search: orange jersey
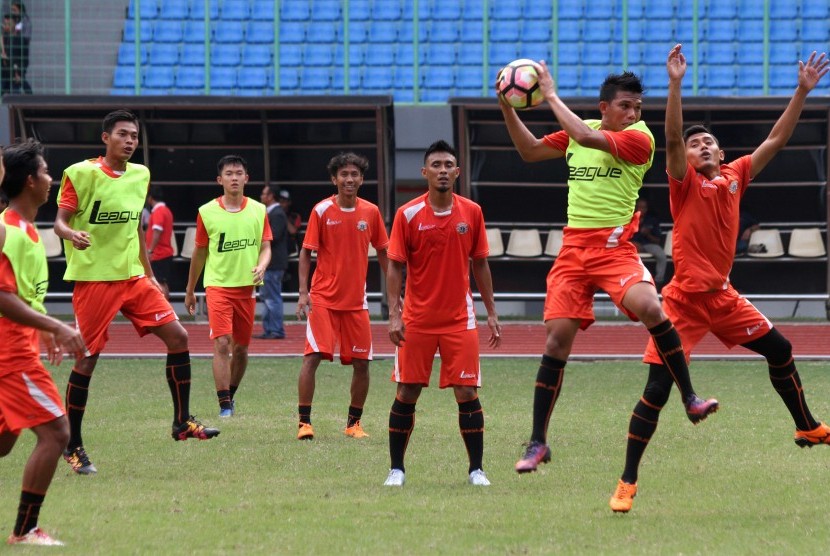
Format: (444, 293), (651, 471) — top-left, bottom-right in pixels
(0, 254), (40, 374)
(387, 193), (488, 334)
(669, 156), (752, 292)
(302, 196), (389, 311)
(145, 202), (175, 260)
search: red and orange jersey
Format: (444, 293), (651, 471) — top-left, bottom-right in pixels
(303, 196), (389, 311)
(0, 254), (40, 373)
(387, 193), (488, 334)
(145, 202), (175, 260)
(542, 126), (653, 165)
(669, 156), (752, 292)
(194, 197), (272, 247)
(57, 156), (124, 212)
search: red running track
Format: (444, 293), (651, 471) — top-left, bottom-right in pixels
(94, 321), (830, 360)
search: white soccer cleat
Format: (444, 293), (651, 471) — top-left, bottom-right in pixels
(468, 469), (491, 486)
(7, 527), (65, 546)
(383, 468), (405, 486)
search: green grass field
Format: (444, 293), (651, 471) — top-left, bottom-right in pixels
(2, 357), (830, 554)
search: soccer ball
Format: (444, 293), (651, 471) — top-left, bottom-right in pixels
(497, 59), (543, 110)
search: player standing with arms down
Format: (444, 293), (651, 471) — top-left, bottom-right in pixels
(383, 140), (501, 487)
(295, 152), (389, 440)
(609, 45), (830, 513)
(54, 110), (218, 475)
(498, 62), (718, 474)
(185, 155), (272, 417)
(0, 141), (85, 545)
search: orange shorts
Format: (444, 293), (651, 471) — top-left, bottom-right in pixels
(643, 282), (772, 364)
(73, 277), (178, 355)
(206, 287), (256, 345)
(0, 366), (65, 435)
(392, 328), (480, 388)
(543, 242), (654, 329)
(304, 305), (372, 364)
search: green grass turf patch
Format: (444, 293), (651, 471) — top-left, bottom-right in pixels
(2, 358), (830, 554)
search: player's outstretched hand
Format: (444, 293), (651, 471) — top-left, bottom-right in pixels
(667, 44), (686, 81)
(296, 292), (310, 320)
(487, 315), (502, 349)
(799, 51), (829, 91)
(46, 322), (86, 365)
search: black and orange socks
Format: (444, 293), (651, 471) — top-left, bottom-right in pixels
(458, 397), (484, 473)
(65, 370), (90, 449)
(531, 355), (565, 443)
(165, 351), (191, 425)
(388, 398), (416, 472)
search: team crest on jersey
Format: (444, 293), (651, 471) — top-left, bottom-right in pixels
(456, 222), (469, 234)
(729, 180), (738, 194)
(356, 220), (368, 231)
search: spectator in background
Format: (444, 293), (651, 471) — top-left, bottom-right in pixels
(9, 2), (29, 82)
(632, 197), (668, 287)
(736, 209), (760, 255)
(279, 189), (301, 256)
(0, 10), (30, 95)
(256, 185), (288, 340)
(145, 186), (175, 300)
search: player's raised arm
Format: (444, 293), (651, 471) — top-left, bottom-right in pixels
(665, 44), (689, 181)
(750, 51), (829, 179)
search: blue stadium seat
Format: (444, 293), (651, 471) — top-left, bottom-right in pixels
(242, 44), (271, 67)
(490, 20), (521, 43)
(275, 22), (303, 43)
(769, 64), (798, 89)
(393, 88), (415, 102)
(769, 20), (800, 42)
(642, 45), (668, 66)
(489, 43), (519, 67)
(769, 42), (800, 65)
(428, 21), (460, 43)
(458, 42), (483, 65)
(364, 44), (395, 66)
(335, 44), (365, 65)
(213, 21), (244, 43)
(420, 65), (455, 89)
(123, 20), (153, 42)
(432, 0), (461, 19)
(238, 67), (270, 89)
(678, 0), (706, 18)
(311, 0), (342, 21)
(555, 66), (580, 95)
(521, 42), (549, 61)
(801, 20), (830, 42)
(558, 0), (583, 19)
(396, 22), (428, 44)
(490, 2), (521, 20)
(770, 0), (801, 19)
(583, 21), (617, 43)
(583, 0), (616, 18)
(348, 0), (372, 21)
(675, 19), (699, 43)
(626, 19), (644, 42)
(183, 21), (207, 43)
(220, 0), (249, 20)
(211, 44), (240, 67)
(362, 66), (395, 90)
(347, 21), (369, 43)
(117, 43), (148, 66)
(368, 24), (397, 43)
(644, 20), (673, 42)
(736, 19), (764, 43)
(141, 87), (170, 95)
(275, 67), (300, 90)
(144, 66), (175, 88)
(734, 42), (764, 65)
(395, 44), (415, 66)
(704, 20), (737, 42)
(307, 21), (340, 43)
(159, 1), (188, 20)
(525, 1), (554, 19)
(802, 1), (830, 17)
(278, 45), (303, 66)
(457, 65), (484, 89)
(394, 64), (415, 89)
(737, 0), (764, 18)
(188, 0), (219, 20)
(420, 88), (451, 103)
(555, 43), (580, 65)
(402, 0), (431, 20)
(280, 1), (310, 21)
(581, 43), (612, 66)
(424, 43), (457, 65)
(460, 20), (484, 42)
(703, 65), (736, 88)
(301, 67), (331, 90)
(332, 67), (362, 90)
(373, 0), (402, 20)
(523, 20), (550, 43)
(250, 0), (275, 21)
(802, 42), (830, 60)
(705, 0), (738, 18)
(153, 21), (184, 43)
(149, 43), (179, 66)
(180, 43), (205, 65)
(649, 0), (674, 18)
(625, 42), (645, 66)
(582, 66), (610, 90)
(623, 0), (646, 18)
(737, 64), (765, 89)
(209, 67), (237, 89)
(176, 66), (205, 89)
(113, 66), (140, 88)
(701, 42), (737, 65)
(245, 21), (274, 44)
(557, 20), (582, 42)
(304, 44), (334, 66)
(128, 0), (158, 20)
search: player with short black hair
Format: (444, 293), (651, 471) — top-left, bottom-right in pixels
(0, 140), (86, 546)
(54, 110), (218, 475)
